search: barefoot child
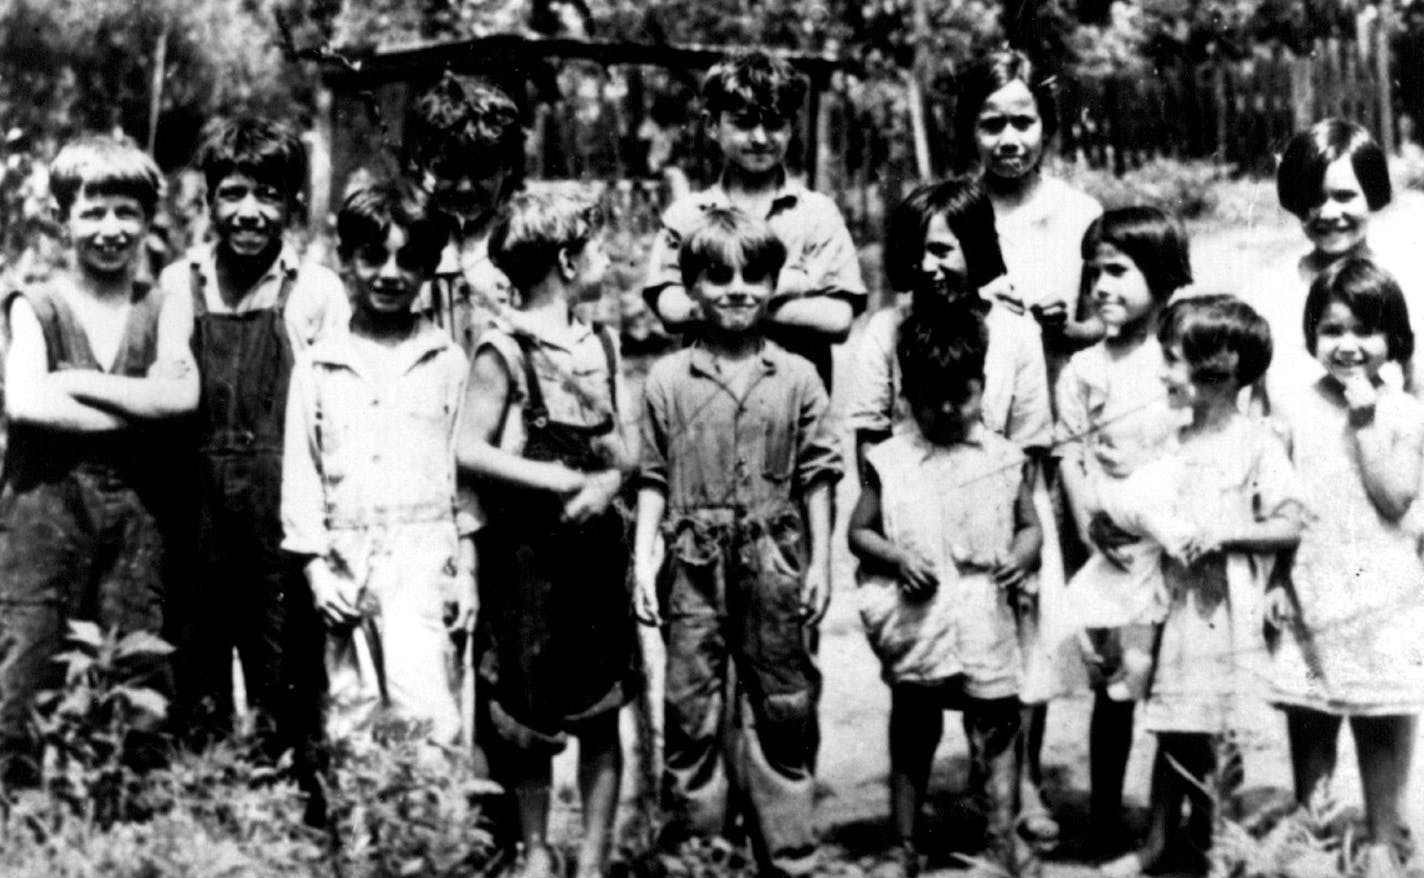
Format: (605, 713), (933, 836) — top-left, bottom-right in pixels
(281, 182), (475, 745)
(0, 136), (199, 785)
(1268, 258), (1424, 875)
(458, 190), (638, 878)
(848, 311), (1042, 877)
(633, 207), (841, 877)
(1054, 207), (1192, 843)
(1099, 296), (1304, 876)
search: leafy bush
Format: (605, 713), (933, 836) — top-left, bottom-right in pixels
(1052, 155), (1280, 224)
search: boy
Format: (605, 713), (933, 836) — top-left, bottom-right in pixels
(157, 117), (349, 749)
(633, 207), (842, 877)
(405, 72), (525, 356)
(0, 136), (199, 785)
(642, 50), (866, 389)
(457, 189), (638, 878)
(282, 181), (475, 746)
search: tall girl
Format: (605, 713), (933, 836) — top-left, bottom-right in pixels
(1054, 208), (1192, 847)
(1098, 296), (1304, 876)
(1269, 258), (1424, 875)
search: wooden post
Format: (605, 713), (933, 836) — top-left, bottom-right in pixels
(1377, 0), (1396, 151)
(307, 85), (334, 247)
(147, 23), (169, 152)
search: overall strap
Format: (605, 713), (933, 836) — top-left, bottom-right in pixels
(510, 333), (551, 427)
(7, 285), (69, 371)
(273, 265), (298, 312)
(593, 322), (618, 412)
(189, 262), (209, 318)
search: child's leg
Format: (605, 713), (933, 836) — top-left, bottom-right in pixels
(1090, 691), (1136, 827)
(1017, 701), (1060, 842)
(888, 684), (945, 846)
(508, 748), (560, 878)
(0, 603), (65, 787)
(1172, 733), (1217, 867)
(1350, 714), (1417, 856)
(964, 697), (1024, 867)
(1109, 734), (1186, 873)
(573, 710), (623, 878)
(1284, 707), (1342, 805)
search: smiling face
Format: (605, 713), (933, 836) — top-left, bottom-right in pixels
(690, 260), (775, 334)
(1313, 299), (1390, 386)
(1160, 342), (1199, 410)
(909, 379), (985, 446)
(713, 109), (792, 179)
(349, 225), (425, 318)
(1089, 243), (1156, 334)
(67, 189), (148, 281)
(210, 172), (290, 265)
(421, 162), (510, 228)
(918, 213), (972, 302)
(1304, 157), (1371, 258)
(974, 80), (1046, 183)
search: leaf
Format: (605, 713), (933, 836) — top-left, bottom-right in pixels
(114, 686), (170, 720)
(65, 620), (103, 650)
(401, 857), (428, 875)
(115, 630), (176, 659)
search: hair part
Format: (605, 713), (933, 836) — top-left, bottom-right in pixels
(953, 49), (1059, 170)
(1157, 294), (1273, 387)
(405, 73), (524, 195)
(50, 135), (163, 219)
(336, 180), (447, 277)
(701, 50), (808, 122)
(678, 206), (788, 292)
(1081, 206), (1193, 301)
(884, 177), (1007, 295)
(1277, 118), (1391, 219)
(194, 116), (308, 208)
(488, 189), (604, 291)
(1303, 256), (1414, 362)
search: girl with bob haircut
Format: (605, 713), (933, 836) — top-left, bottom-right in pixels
(1268, 257), (1424, 877)
(49, 135), (164, 220)
(1079, 206), (1194, 303)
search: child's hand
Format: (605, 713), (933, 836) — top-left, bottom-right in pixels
(1029, 299), (1069, 334)
(444, 571), (478, 636)
(1088, 512), (1138, 571)
(992, 549), (1035, 591)
(894, 547), (939, 598)
(799, 561), (832, 625)
(1264, 587), (1294, 629)
(309, 562), (361, 627)
(548, 466), (588, 497)
(562, 470), (621, 523)
(1178, 526), (1223, 565)
(1342, 372), (1378, 426)
(633, 556), (662, 627)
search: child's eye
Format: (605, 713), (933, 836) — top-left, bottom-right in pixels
(742, 266), (771, 285)
(396, 249), (427, 272)
(704, 264), (734, 285)
(356, 246), (391, 266)
(1011, 115), (1038, 130)
(977, 116), (1008, 135)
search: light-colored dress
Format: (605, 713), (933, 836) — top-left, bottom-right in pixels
(1269, 379), (1424, 715)
(858, 425), (1025, 698)
(1105, 416), (1304, 733)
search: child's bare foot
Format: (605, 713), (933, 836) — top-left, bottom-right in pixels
(513, 843), (561, 878)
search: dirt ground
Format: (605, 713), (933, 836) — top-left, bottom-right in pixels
(551, 189), (1424, 876)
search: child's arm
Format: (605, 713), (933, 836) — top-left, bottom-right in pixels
(993, 460), (1044, 592)
(800, 477), (834, 624)
(446, 534), (478, 635)
(642, 214), (701, 331)
(632, 486), (668, 626)
(1344, 375), (1423, 521)
(1053, 358), (1101, 545)
(563, 334), (639, 523)
(764, 297), (855, 343)
(4, 296), (127, 431)
(846, 466), (938, 596)
(765, 209), (863, 343)
(52, 283), (200, 419)
(455, 345), (586, 496)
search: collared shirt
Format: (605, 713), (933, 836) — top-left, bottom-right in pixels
(413, 237), (512, 359)
(639, 341), (843, 515)
(994, 176), (1102, 313)
(642, 174), (868, 385)
(158, 242), (350, 356)
(846, 297), (1052, 452)
(280, 321), (473, 559)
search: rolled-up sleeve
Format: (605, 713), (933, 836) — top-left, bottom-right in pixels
(845, 308), (897, 435)
(795, 367), (844, 489)
(802, 197), (867, 313)
(641, 203), (692, 315)
(281, 358), (329, 558)
(638, 365), (672, 493)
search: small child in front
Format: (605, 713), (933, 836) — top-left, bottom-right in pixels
(634, 207), (841, 878)
(281, 181), (474, 746)
(0, 136), (199, 785)
(849, 309), (1042, 878)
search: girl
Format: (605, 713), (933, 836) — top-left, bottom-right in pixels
(1054, 207), (1192, 848)
(849, 312), (1042, 878)
(1269, 258), (1424, 875)
(1099, 296), (1304, 877)
(953, 49), (1104, 378)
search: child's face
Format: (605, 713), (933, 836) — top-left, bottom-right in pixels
(918, 213), (971, 301)
(974, 80), (1045, 183)
(348, 225), (426, 317)
(210, 172), (290, 263)
(567, 237), (610, 303)
(713, 109), (792, 178)
(1314, 299), (1390, 385)
(421, 163), (509, 227)
(691, 261), (775, 334)
(1089, 243), (1155, 332)
(1303, 157), (1370, 258)
(66, 189), (148, 280)
(1160, 343), (1198, 409)
(910, 380), (985, 445)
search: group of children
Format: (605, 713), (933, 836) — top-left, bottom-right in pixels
(0, 44), (1420, 878)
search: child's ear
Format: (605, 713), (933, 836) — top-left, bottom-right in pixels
(557, 245), (579, 282)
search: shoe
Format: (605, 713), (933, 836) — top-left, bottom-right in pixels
(1017, 806), (1061, 846)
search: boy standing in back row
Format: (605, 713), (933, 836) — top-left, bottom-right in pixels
(642, 50), (866, 389)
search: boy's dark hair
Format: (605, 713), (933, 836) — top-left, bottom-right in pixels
(1157, 294), (1273, 387)
(896, 305), (989, 408)
(488, 188), (603, 291)
(678, 206), (788, 293)
(1277, 118), (1391, 219)
(50, 135), (163, 219)
(194, 116), (308, 208)
(336, 180), (447, 277)
(953, 49), (1059, 170)
(1303, 256), (1414, 363)
(1081, 206), (1193, 301)
(884, 177), (1007, 294)
(405, 73), (524, 196)
(701, 50), (808, 122)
